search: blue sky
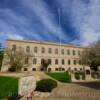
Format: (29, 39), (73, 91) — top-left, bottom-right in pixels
(0, 0), (100, 47)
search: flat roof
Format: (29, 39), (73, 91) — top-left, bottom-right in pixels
(7, 39), (84, 48)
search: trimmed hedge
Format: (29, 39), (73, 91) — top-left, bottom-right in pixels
(36, 79), (57, 92)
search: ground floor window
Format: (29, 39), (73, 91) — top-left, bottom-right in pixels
(32, 68), (36, 71)
(24, 68), (28, 71)
(48, 68), (51, 72)
(62, 68), (65, 71)
(74, 68), (77, 71)
(55, 68), (58, 71)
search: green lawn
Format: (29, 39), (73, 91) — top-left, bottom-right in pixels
(0, 76), (18, 98)
(46, 72), (71, 83)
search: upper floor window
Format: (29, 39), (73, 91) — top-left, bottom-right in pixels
(34, 47), (38, 53)
(68, 60), (71, 65)
(62, 59), (65, 65)
(73, 60), (77, 65)
(67, 49), (70, 55)
(79, 60), (82, 65)
(41, 47), (45, 53)
(78, 50), (80, 55)
(61, 49), (64, 55)
(55, 59), (58, 65)
(25, 57), (29, 64)
(33, 58), (37, 64)
(12, 44), (16, 51)
(26, 46), (30, 53)
(48, 59), (51, 64)
(55, 48), (58, 54)
(41, 58), (45, 64)
(73, 50), (76, 55)
(48, 48), (52, 54)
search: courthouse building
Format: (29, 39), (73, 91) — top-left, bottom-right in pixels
(1, 39), (84, 72)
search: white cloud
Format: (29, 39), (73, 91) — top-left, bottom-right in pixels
(7, 33), (24, 40)
(21, 0), (68, 41)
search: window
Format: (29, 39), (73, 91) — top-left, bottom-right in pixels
(79, 60), (81, 65)
(74, 68), (77, 71)
(73, 60), (77, 65)
(73, 50), (76, 55)
(33, 58), (37, 64)
(41, 58), (45, 64)
(55, 48), (58, 54)
(80, 68), (82, 71)
(25, 57), (29, 64)
(67, 49), (70, 55)
(62, 68), (65, 71)
(48, 59), (51, 64)
(32, 68), (36, 71)
(55, 59), (58, 65)
(48, 48), (52, 54)
(55, 68), (58, 71)
(48, 68), (51, 72)
(41, 47), (45, 53)
(26, 46), (30, 53)
(78, 50), (80, 55)
(61, 49), (64, 55)
(12, 44), (16, 51)
(62, 59), (65, 65)
(24, 68), (28, 71)
(34, 47), (38, 53)
(68, 60), (71, 65)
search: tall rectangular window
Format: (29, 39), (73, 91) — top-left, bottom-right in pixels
(78, 50), (80, 55)
(33, 58), (37, 64)
(67, 49), (70, 55)
(73, 60), (77, 65)
(73, 50), (76, 55)
(12, 44), (16, 51)
(34, 47), (38, 53)
(26, 46), (30, 53)
(48, 48), (52, 54)
(61, 49), (64, 55)
(55, 59), (58, 65)
(25, 57), (29, 64)
(68, 60), (71, 65)
(48, 59), (51, 64)
(62, 59), (65, 65)
(55, 48), (58, 54)
(41, 47), (45, 53)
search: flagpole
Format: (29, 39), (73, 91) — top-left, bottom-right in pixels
(58, 8), (61, 70)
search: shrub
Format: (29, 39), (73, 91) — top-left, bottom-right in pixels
(36, 79), (57, 92)
(75, 72), (83, 80)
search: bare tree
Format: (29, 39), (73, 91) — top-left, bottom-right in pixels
(80, 42), (100, 72)
(5, 47), (30, 72)
(41, 59), (50, 71)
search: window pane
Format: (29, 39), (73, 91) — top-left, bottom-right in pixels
(61, 49), (64, 55)
(48, 48), (52, 54)
(55, 59), (58, 64)
(68, 60), (71, 65)
(55, 48), (58, 54)
(62, 59), (65, 65)
(33, 58), (37, 64)
(26, 46), (30, 53)
(12, 44), (16, 51)
(41, 47), (45, 53)
(73, 50), (76, 55)
(34, 47), (38, 53)
(67, 49), (70, 55)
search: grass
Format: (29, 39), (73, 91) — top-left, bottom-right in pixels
(0, 76), (18, 99)
(46, 72), (71, 83)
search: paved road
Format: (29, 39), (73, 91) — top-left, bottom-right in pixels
(33, 82), (100, 100)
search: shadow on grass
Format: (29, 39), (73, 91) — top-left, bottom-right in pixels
(74, 81), (100, 90)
